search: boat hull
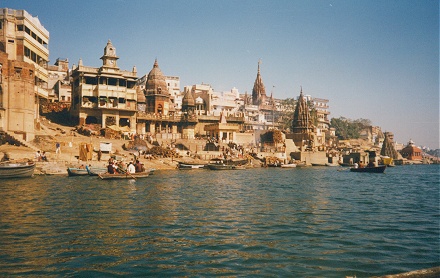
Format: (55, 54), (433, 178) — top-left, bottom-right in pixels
(98, 172), (150, 180)
(178, 163), (206, 170)
(67, 167), (89, 176)
(0, 162), (36, 178)
(350, 165), (386, 173)
(86, 167), (108, 176)
(207, 164), (237, 170)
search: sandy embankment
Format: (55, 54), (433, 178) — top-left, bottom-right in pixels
(1, 118), (179, 175)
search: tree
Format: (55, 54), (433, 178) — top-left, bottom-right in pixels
(330, 117), (372, 140)
(278, 98), (296, 131)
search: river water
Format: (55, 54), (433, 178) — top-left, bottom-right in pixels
(0, 165), (438, 277)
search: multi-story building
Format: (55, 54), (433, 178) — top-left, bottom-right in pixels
(0, 8), (49, 92)
(311, 97), (330, 131)
(43, 58), (71, 112)
(0, 8), (50, 141)
(70, 40), (138, 131)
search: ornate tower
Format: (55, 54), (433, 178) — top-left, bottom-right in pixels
(144, 59), (170, 115)
(292, 88), (314, 134)
(252, 60), (266, 106)
(181, 89), (195, 114)
(100, 40), (119, 69)
(380, 132), (399, 159)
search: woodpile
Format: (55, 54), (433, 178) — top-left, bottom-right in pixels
(146, 146), (181, 158)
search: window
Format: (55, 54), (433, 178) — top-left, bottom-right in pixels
(15, 67), (22, 78)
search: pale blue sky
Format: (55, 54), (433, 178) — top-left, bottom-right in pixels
(4, 0), (439, 149)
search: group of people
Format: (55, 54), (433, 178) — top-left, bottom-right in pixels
(35, 150), (48, 162)
(107, 158), (145, 174)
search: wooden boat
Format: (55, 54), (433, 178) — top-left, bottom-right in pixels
(350, 165), (386, 173)
(0, 161), (36, 178)
(177, 163), (206, 170)
(207, 163), (237, 170)
(280, 163), (297, 168)
(86, 166), (108, 176)
(98, 172), (150, 180)
(325, 163), (340, 167)
(67, 167), (89, 176)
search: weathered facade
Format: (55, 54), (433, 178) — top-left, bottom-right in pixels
(0, 8), (51, 141)
(70, 40), (138, 131)
(0, 51), (36, 140)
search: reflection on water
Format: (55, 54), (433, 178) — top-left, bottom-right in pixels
(0, 166), (438, 276)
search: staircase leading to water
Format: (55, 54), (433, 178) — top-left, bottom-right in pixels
(2, 130), (40, 152)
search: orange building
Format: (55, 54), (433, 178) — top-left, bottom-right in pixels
(400, 139), (423, 161)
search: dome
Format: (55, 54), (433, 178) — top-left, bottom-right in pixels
(145, 59), (168, 95)
(195, 96), (204, 104)
(182, 90), (195, 107)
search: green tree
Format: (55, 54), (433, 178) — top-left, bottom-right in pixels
(330, 117), (372, 140)
(278, 98), (296, 131)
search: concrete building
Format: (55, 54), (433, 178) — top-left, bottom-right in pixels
(44, 58), (71, 112)
(70, 40), (138, 131)
(0, 8), (50, 141)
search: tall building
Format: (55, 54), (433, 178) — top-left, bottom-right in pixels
(0, 8), (50, 141)
(0, 8), (49, 91)
(70, 40), (138, 130)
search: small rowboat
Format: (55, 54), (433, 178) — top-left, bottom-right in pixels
(86, 166), (108, 176)
(98, 172), (150, 180)
(0, 161), (36, 178)
(350, 165), (386, 173)
(67, 167), (89, 176)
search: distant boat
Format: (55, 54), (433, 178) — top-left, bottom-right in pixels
(280, 163), (297, 168)
(86, 166), (108, 176)
(350, 165), (386, 173)
(207, 163), (237, 170)
(0, 161), (36, 178)
(67, 167), (89, 176)
(98, 172), (150, 180)
(177, 162), (207, 170)
(311, 163), (326, 166)
(207, 158), (247, 170)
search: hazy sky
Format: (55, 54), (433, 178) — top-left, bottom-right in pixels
(4, 0), (439, 149)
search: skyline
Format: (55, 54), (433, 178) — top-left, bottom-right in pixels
(3, 0), (439, 149)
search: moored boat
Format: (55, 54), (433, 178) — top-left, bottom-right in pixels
(98, 172), (150, 180)
(207, 163), (237, 170)
(0, 161), (36, 178)
(177, 162), (206, 170)
(350, 165), (386, 173)
(280, 163), (297, 168)
(86, 166), (108, 176)
(67, 167), (89, 176)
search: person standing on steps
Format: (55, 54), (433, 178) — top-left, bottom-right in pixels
(55, 142), (61, 156)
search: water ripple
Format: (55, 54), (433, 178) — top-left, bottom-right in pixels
(0, 165), (438, 276)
